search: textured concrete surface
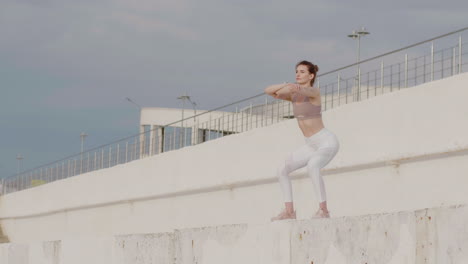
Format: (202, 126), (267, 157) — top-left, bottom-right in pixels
(0, 204), (467, 264)
(114, 233), (174, 264)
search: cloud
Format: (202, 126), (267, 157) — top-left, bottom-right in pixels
(1, 0), (468, 177)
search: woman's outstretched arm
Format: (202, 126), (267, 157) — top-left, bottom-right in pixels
(264, 83), (293, 101)
(289, 84), (320, 98)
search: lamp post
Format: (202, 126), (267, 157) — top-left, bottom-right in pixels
(177, 93), (197, 147)
(16, 154), (24, 175)
(80, 132), (88, 173)
(80, 132), (88, 154)
(125, 97), (142, 110)
(348, 27), (370, 101)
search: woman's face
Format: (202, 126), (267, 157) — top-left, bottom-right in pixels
(295, 65), (314, 86)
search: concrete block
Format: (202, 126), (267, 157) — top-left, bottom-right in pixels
(60, 236), (113, 264)
(0, 243), (28, 264)
(415, 205), (468, 264)
(174, 222), (292, 264)
(113, 233), (174, 264)
(291, 212), (416, 264)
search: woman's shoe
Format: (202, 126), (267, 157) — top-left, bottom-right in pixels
(271, 209), (296, 221)
(312, 208), (330, 218)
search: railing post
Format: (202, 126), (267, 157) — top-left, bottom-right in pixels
(357, 68), (361, 101)
(345, 80), (349, 104)
(235, 107), (239, 132)
(381, 61), (384, 94)
(324, 85), (327, 110)
(405, 54), (408, 88)
(125, 142), (128, 163)
(101, 148), (104, 168)
(431, 42), (434, 81)
(270, 100), (274, 123)
(116, 144), (120, 165)
(240, 110), (244, 132)
(366, 72), (370, 99)
(241, 110), (244, 132)
(459, 35), (463, 74)
(452, 47), (456, 76)
(423, 55), (427, 83)
(108, 146), (112, 168)
(441, 49), (444, 78)
(374, 70), (377, 96)
(230, 113), (234, 134)
(208, 114), (212, 140)
(337, 74), (341, 106)
(172, 125), (176, 150)
(80, 154), (83, 175)
(331, 84), (334, 109)
(390, 65), (393, 92)
(251, 103), (255, 127)
(397, 63), (401, 90)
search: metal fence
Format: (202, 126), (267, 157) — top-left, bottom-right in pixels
(2, 27), (467, 195)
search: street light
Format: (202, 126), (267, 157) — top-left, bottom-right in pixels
(16, 154), (24, 175)
(177, 93), (197, 147)
(125, 97), (142, 110)
(177, 93), (198, 122)
(80, 132), (88, 153)
(79, 132), (88, 173)
(348, 27), (370, 100)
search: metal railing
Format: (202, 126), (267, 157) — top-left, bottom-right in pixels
(2, 27), (467, 195)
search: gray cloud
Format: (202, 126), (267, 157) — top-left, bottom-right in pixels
(1, 0), (467, 177)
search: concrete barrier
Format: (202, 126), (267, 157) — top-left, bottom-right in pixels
(1, 204), (467, 264)
(2, 73), (468, 244)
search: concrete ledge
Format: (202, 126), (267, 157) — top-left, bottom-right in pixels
(1, 204), (467, 263)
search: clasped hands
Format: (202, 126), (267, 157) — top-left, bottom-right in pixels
(286, 83), (302, 93)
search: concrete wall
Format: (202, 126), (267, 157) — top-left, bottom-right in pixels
(1, 73), (468, 244)
(1, 204), (467, 263)
(140, 108), (222, 128)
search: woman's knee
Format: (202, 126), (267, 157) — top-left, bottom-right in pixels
(278, 155), (294, 178)
(307, 157), (321, 168)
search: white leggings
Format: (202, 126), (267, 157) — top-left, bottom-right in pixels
(277, 128), (339, 203)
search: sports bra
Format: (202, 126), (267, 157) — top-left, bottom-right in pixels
(292, 92), (322, 120)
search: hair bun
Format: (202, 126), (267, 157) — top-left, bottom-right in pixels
(314, 65), (319, 72)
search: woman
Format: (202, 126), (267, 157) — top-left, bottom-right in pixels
(264, 60), (340, 220)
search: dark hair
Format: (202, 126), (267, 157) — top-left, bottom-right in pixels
(296, 60), (319, 86)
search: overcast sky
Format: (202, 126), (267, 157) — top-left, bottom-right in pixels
(1, 0), (467, 178)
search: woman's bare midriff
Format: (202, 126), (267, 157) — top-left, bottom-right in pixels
(296, 95), (324, 137)
(297, 117), (325, 137)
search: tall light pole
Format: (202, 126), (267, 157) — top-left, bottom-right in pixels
(80, 132), (88, 153)
(125, 97), (142, 110)
(177, 93), (197, 147)
(80, 132), (88, 173)
(348, 27), (370, 100)
(16, 154), (24, 175)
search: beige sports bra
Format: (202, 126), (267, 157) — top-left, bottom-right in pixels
(292, 93), (322, 120)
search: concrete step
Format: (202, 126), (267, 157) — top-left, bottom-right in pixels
(0, 204), (467, 263)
